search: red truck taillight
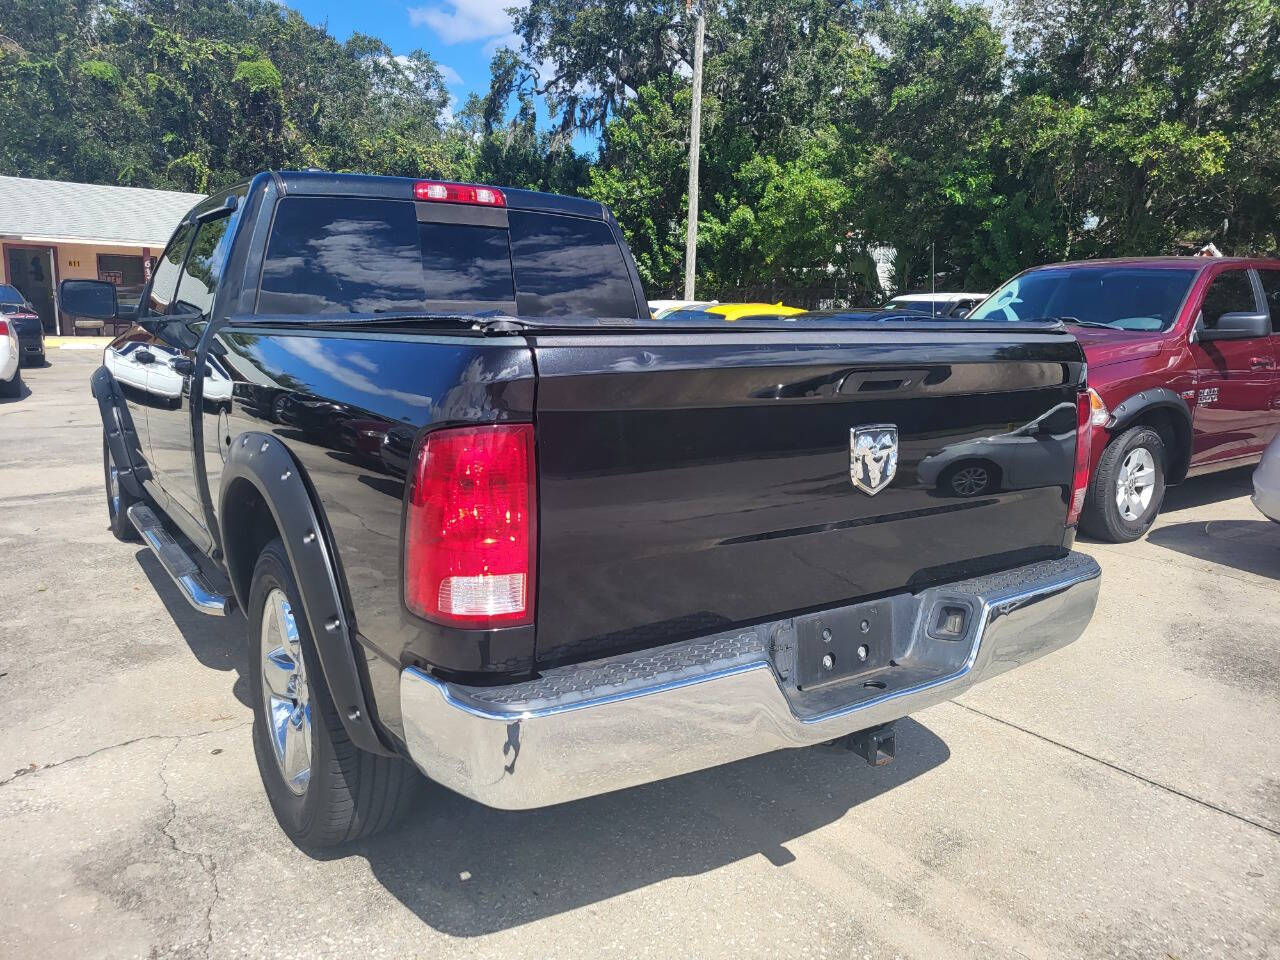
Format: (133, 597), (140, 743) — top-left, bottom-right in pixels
(404, 424), (536, 627)
(1066, 391), (1093, 527)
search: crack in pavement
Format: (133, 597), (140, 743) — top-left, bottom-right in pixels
(157, 739), (224, 960)
(2, 724), (247, 957)
(0, 721), (251, 788)
(951, 701), (1280, 839)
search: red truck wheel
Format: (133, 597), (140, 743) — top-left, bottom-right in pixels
(1081, 426), (1167, 542)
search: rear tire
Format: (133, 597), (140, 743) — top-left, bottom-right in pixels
(247, 539), (419, 848)
(103, 434), (142, 541)
(1080, 425), (1166, 542)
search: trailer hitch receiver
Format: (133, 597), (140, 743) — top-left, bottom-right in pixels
(838, 722), (896, 767)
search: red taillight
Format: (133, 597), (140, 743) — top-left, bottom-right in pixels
(404, 424), (535, 627)
(0, 320), (8, 336)
(1066, 391), (1093, 527)
(413, 180), (506, 207)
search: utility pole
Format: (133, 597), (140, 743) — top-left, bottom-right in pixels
(930, 241), (936, 317)
(683, 2), (705, 300)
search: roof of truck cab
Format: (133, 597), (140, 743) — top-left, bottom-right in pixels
(1027, 256), (1279, 270)
(269, 171), (606, 218)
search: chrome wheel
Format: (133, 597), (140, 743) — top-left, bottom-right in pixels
(950, 465), (990, 496)
(107, 450), (120, 518)
(1115, 447), (1156, 522)
(260, 588), (311, 795)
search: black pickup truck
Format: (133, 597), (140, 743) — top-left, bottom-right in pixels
(61, 171), (1101, 848)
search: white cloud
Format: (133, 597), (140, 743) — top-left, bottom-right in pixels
(278, 336), (431, 408)
(438, 63), (464, 86)
(408, 0), (527, 45)
(483, 32), (523, 56)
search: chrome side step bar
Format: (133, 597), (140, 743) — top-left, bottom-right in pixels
(127, 504), (232, 617)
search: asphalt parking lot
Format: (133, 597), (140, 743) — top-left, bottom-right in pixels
(2, 350), (1278, 960)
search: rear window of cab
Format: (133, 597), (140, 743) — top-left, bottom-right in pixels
(256, 196), (639, 319)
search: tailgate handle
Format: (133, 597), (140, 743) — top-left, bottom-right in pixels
(839, 369), (929, 396)
(857, 378), (908, 392)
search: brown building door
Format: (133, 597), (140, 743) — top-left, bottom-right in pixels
(4, 245), (58, 334)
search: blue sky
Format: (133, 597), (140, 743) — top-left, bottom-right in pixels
(288, 0), (522, 115)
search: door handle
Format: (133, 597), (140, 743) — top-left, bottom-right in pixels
(1249, 357), (1275, 370)
(170, 356), (196, 377)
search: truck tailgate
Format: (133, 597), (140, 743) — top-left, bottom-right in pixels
(530, 328), (1085, 668)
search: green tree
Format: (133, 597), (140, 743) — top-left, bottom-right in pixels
(1004, 0), (1279, 256)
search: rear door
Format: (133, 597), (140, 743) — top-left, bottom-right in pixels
(1187, 266), (1276, 464)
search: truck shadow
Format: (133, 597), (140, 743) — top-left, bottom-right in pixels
(134, 549), (253, 707)
(127, 528), (950, 934)
(1147, 519), (1280, 581)
(321, 718), (947, 936)
(1076, 467), (1256, 547)
(1159, 466), (1254, 513)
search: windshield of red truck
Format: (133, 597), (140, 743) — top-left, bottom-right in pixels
(970, 266), (1198, 331)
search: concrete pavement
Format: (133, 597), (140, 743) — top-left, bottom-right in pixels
(1, 351), (1277, 959)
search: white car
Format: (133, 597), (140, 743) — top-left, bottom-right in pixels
(1253, 434), (1280, 524)
(0, 314), (21, 398)
(105, 341), (176, 399)
(882, 292), (989, 318)
(649, 299), (720, 318)
(105, 340), (233, 404)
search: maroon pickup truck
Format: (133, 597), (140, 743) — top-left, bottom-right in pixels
(968, 257), (1280, 541)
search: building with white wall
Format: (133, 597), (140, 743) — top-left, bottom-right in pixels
(0, 175), (203, 335)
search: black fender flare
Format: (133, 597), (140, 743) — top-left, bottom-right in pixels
(89, 365), (149, 499)
(1105, 387), (1194, 483)
(220, 431), (392, 756)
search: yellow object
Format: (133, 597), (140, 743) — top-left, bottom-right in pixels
(705, 302), (805, 321)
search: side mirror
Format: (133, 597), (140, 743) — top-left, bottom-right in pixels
(196, 194), (239, 224)
(1199, 310), (1270, 341)
(58, 279), (118, 320)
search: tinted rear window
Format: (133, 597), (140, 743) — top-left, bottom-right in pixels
(419, 220), (514, 309)
(259, 198), (426, 314)
(508, 210), (637, 318)
(257, 196), (636, 318)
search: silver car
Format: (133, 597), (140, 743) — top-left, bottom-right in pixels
(1253, 434), (1280, 523)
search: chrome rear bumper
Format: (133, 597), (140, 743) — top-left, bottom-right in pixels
(400, 552), (1101, 809)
